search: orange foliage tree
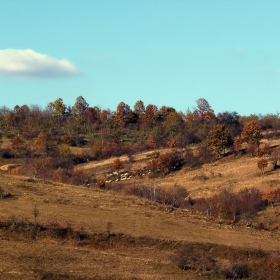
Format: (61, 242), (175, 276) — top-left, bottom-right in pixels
(257, 159), (268, 174)
(112, 158), (124, 173)
(147, 134), (157, 149)
(233, 136), (242, 154)
(11, 136), (25, 158)
(241, 121), (263, 154)
(206, 124), (232, 157)
(33, 132), (47, 156)
(262, 188), (280, 207)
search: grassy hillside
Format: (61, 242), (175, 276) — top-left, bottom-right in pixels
(1, 138), (280, 279)
(0, 169), (280, 279)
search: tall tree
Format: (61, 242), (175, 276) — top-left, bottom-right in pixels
(72, 96), (89, 116)
(133, 100), (145, 118)
(52, 98), (66, 117)
(114, 102), (132, 127)
(193, 98), (215, 120)
(47, 98), (66, 126)
(33, 132), (47, 156)
(206, 124), (232, 157)
(216, 111), (241, 137)
(11, 136), (25, 158)
(163, 111), (184, 138)
(143, 104), (158, 129)
(241, 121), (263, 151)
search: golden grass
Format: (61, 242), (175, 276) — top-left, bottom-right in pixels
(77, 141), (280, 199)
(0, 172), (279, 251)
(1, 138), (280, 278)
(0, 170), (279, 279)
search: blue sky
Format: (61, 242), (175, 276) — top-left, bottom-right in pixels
(1, 1), (280, 116)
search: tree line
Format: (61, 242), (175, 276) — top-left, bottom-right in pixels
(1, 96), (280, 182)
(1, 96), (280, 154)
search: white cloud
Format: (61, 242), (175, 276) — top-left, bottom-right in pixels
(0, 49), (80, 78)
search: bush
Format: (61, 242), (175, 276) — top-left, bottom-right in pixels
(69, 169), (95, 186)
(72, 151), (93, 165)
(189, 188), (263, 224)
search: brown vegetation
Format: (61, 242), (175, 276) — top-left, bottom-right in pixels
(2, 97), (280, 278)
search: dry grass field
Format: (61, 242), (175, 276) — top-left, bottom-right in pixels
(76, 139), (280, 198)
(0, 139), (280, 279)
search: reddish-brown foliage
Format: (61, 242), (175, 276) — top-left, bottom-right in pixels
(147, 135), (157, 149)
(262, 188), (280, 207)
(112, 158), (124, 172)
(233, 136), (242, 154)
(257, 159), (268, 174)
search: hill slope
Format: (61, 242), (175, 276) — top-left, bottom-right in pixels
(0, 169), (280, 279)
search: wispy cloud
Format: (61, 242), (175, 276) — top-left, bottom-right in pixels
(0, 49), (80, 78)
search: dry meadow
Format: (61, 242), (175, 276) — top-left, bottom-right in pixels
(0, 139), (280, 279)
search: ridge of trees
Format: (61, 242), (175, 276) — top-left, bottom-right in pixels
(1, 96), (280, 183)
(1, 97), (280, 152)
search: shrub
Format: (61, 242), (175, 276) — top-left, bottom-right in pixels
(32, 158), (52, 179)
(72, 151), (92, 165)
(96, 180), (106, 189)
(70, 169), (94, 186)
(158, 184), (189, 209)
(189, 188), (263, 224)
(257, 159), (268, 174)
(112, 158), (124, 173)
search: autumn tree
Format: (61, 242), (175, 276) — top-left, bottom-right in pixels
(114, 102), (133, 127)
(206, 124), (232, 157)
(133, 100), (145, 119)
(32, 158), (52, 179)
(33, 132), (47, 156)
(216, 111), (241, 136)
(193, 98), (215, 120)
(241, 121), (263, 153)
(11, 136), (25, 158)
(262, 188), (280, 207)
(142, 104), (158, 129)
(112, 158), (124, 175)
(85, 106), (100, 124)
(72, 96), (89, 125)
(257, 159), (268, 174)
(167, 138), (178, 148)
(49, 98), (66, 117)
(163, 111), (184, 138)
(233, 136), (243, 154)
(254, 143), (271, 157)
(99, 109), (112, 122)
(72, 96), (89, 116)
(147, 134), (157, 149)
(148, 150), (183, 176)
(47, 98), (66, 126)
